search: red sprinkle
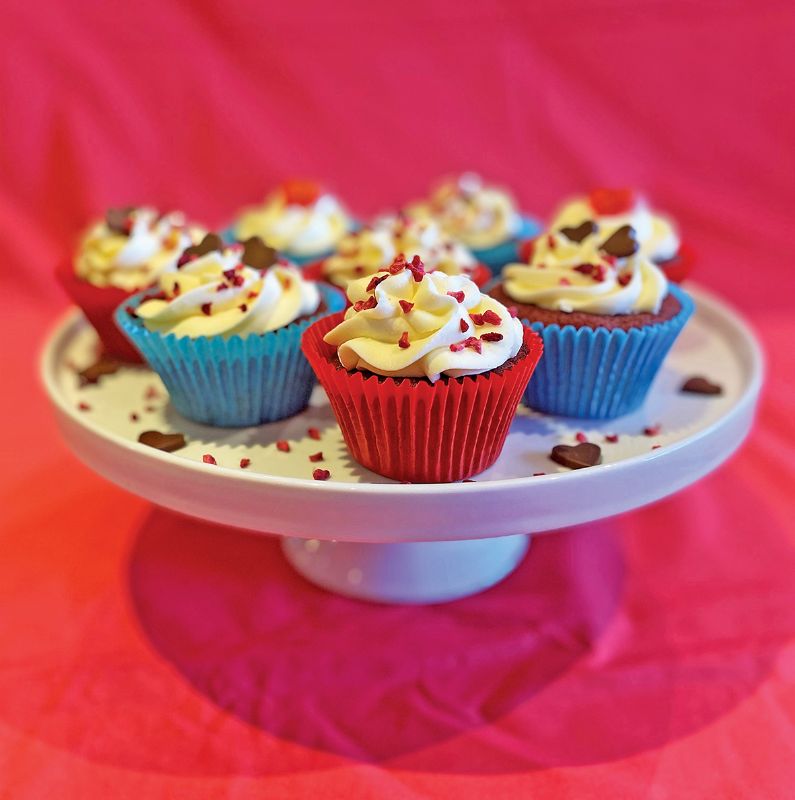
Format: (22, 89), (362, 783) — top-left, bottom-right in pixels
(463, 336), (482, 354)
(202, 454), (217, 465)
(592, 264), (607, 282)
(574, 263), (594, 276)
(172, 282), (181, 296)
(482, 309), (502, 325)
(247, 291), (259, 299)
(276, 440), (291, 452)
(589, 187), (636, 215)
(480, 332), (503, 342)
(644, 424), (661, 436)
(388, 255), (408, 274)
(559, 278), (571, 286)
(239, 303), (248, 313)
(399, 299), (415, 313)
(130, 412), (139, 422)
(447, 290), (465, 303)
(460, 318), (469, 333)
(145, 386), (159, 399)
(470, 313), (484, 326)
(309, 451), (324, 462)
(240, 458), (251, 468)
(216, 283), (229, 292)
(533, 472), (546, 476)
(312, 468), (331, 481)
(77, 402), (91, 412)
(652, 444), (661, 450)
(353, 265), (365, 276)
(605, 434), (619, 443)
(575, 432), (588, 443)
(449, 342), (465, 352)
(366, 274), (388, 292)
(201, 303), (212, 316)
(618, 273), (632, 286)
(547, 234), (556, 249)
(508, 306), (518, 318)
(353, 296), (378, 312)
(398, 331), (410, 349)
(177, 252), (198, 268)
(307, 427), (321, 440)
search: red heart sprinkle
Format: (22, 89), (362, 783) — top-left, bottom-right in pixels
(605, 434), (619, 443)
(282, 179), (321, 206)
(398, 331), (410, 349)
(307, 427), (321, 440)
(589, 188), (636, 215)
(202, 454), (217, 465)
(575, 432), (588, 443)
(399, 300), (414, 313)
(239, 303), (248, 312)
(240, 458), (251, 468)
(309, 451), (324, 462)
(276, 440), (290, 452)
(201, 303), (212, 316)
(312, 468), (331, 481)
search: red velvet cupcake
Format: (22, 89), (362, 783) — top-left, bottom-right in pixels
(56, 207), (205, 362)
(302, 255), (542, 483)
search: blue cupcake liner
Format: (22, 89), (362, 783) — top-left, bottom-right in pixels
(521, 284), (694, 420)
(114, 283), (345, 427)
(471, 215), (542, 274)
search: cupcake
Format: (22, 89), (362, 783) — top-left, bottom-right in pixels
(548, 188), (694, 282)
(490, 223), (694, 419)
(404, 173), (541, 273)
(309, 215), (491, 288)
(56, 206), (205, 362)
(115, 233), (345, 426)
(302, 254), (543, 482)
(230, 180), (353, 265)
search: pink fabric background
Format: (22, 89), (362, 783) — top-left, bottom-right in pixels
(2, 1), (795, 797)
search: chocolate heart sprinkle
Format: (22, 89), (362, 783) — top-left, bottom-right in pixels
(78, 355), (121, 386)
(241, 236), (277, 270)
(600, 225), (639, 257)
(560, 220), (597, 243)
(138, 430), (186, 453)
(105, 207), (135, 235)
(550, 442), (602, 469)
(681, 376), (723, 395)
(181, 232), (225, 261)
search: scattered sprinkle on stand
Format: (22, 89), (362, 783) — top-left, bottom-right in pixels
(309, 452), (324, 462)
(130, 412), (139, 422)
(202, 454), (217, 465)
(276, 440), (290, 452)
(239, 458), (251, 469)
(605, 434), (619, 444)
(313, 468), (331, 481)
(77, 402), (91, 412)
(644, 424), (661, 436)
(307, 427), (321, 440)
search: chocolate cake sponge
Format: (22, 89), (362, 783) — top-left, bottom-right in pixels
(488, 283), (682, 331)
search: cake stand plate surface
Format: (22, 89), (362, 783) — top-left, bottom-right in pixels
(41, 284), (763, 603)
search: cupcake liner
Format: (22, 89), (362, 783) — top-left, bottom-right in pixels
(302, 313), (543, 482)
(55, 260), (146, 363)
(657, 241), (696, 284)
(114, 284), (346, 427)
(472, 215), (543, 274)
(521, 284), (694, 420)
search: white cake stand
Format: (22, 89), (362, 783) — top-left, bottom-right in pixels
(40, 284), (763, 604)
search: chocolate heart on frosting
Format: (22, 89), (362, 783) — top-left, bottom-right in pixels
(241, 236), (277, 270)
(181, 232), (224, 261)
(105, 207), (135, 235)
(600, 225), (639, 257)
(560, 220), (597, 243)
(78, 355), (121, 386)
(550, 442), (602, 469)
(138, 430), (186, 453)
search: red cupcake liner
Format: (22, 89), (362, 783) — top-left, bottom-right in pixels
(302, 312), (543, 483)
(657, 241), (696, 284)
(303, 259), (492, 289)
(55, 260), (145, 363)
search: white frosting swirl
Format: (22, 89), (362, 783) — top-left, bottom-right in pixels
(136, 246), (320, 338)
(502, 229), (669, 315)
(405, 173), (521, 250)
(75, 208), (205, 290)
(551, 195), (680, 262)
(322, 217), (477, 287)
(234, 188), (352, 256)
(324, 257), (524, 382)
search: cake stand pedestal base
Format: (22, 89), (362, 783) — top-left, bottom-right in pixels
(281, 534), (530, 604)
